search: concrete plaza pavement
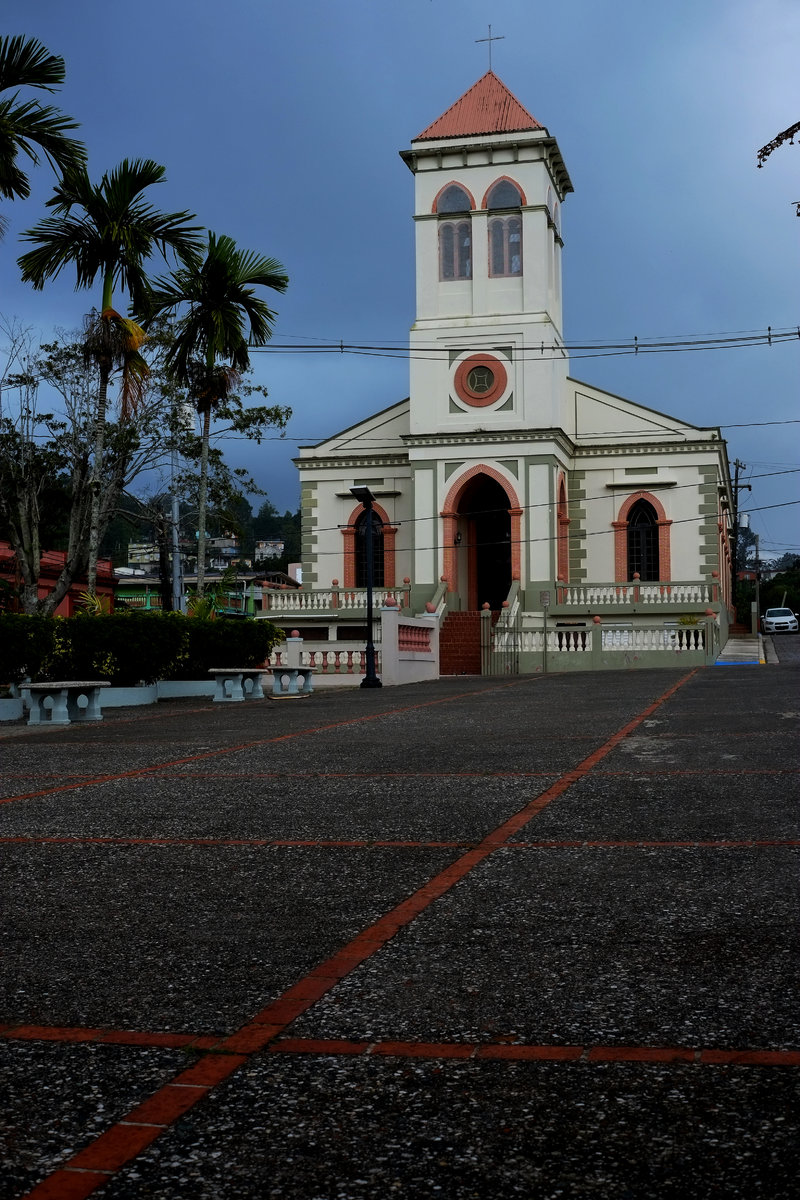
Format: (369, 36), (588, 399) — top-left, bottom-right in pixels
(1, 652), (799, 1198)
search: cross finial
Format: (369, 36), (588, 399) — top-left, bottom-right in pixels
(475, 24), (504, 71)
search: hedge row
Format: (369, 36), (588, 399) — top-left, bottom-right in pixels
(0, 612), (284, 687)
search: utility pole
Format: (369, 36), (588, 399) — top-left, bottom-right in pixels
(730, 458), (751, 613)
(754, 533), (761, 635)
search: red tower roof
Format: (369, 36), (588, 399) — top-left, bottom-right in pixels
(414, 72), (544, 141)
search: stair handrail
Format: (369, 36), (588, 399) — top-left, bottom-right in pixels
(422, 578), (449, 622)
(494, 579), (520, 628)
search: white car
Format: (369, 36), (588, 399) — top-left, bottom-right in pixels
(761, 607), (799, 634)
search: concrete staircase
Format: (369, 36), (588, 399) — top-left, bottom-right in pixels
(439, 611), (483, 675)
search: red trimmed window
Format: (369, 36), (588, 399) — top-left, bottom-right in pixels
(627, 500), (659, 581)
(355, 509), (385, 587)
(437, 185), (472, 281)
(489, 217), (522, 277)
(487, 180), (523, 278)
(439, 221), (472, 280)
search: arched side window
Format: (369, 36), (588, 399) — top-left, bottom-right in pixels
(486, 180), (524, 209)
(557, 476), (570, 583)
(613, 492), (671, 584)
(486, 179), (523, 278)
(435, 184), (472, 214)
(626, 499), (659, 581)
(435, 184), (473, 282)
(489, 216), (522, 277)
(342, 501), (397, 589)
(355, 508), (385, 588)
(439, 220), (472, 280)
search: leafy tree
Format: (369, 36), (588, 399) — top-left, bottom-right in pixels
(0, 321), (191, 614)
(142, 231), (289, 594)
(0, 35), (85, 235)
(17, 158), (202, 590)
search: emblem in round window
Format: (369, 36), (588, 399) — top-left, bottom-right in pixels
(453, 354), (508, 407)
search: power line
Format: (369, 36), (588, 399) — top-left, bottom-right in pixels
(225, 416), (800, 444)
(250, 325), (800, 363)
(306, 498), (800, 559)
(303, 473), (800, 542)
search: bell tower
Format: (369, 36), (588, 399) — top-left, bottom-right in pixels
(400, 73), (574, 437)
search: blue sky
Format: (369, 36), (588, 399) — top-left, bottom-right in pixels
(2, 0), (798, 555)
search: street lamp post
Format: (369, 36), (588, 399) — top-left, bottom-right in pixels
(350, 486), (382, 689)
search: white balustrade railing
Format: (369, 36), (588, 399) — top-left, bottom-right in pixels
(511, 622), (708, 655)
(257, 586), (410, 614)
(270, 643), (381, 675)
(557, 581), (714, 607)
(602, 625), (705, 652)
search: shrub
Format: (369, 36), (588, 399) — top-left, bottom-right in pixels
(46, 612), (187, 685)
(0, 611), (283, 685)
(0, 614), (56, 685)
(170, 617), (282, 680)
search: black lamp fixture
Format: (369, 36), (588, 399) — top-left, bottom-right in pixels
(454, 531), (462, 546)
(350, 486), (382, 689)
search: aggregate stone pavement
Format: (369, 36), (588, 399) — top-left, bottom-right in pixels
(1, 663), (798, 1199)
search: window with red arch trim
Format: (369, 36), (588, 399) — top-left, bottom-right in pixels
(556, 477), (569, 582)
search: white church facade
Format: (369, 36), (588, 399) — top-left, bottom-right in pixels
(289, 73), (733, 673)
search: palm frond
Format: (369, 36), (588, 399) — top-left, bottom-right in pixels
(82, 309), (151, 419)
(0, 38), (85, 201)
(0, 35), (66, 93)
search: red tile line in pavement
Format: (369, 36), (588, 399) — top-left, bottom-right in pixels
(2, 834), (798, 851)
(0, 835), (469, 849)
(19, 670), (702, 1200)
(266, 1037), (800, 1067)
(0, 679), (530, 807)
(3, 1023), (798, 1067)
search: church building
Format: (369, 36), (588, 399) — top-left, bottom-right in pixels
(293, 73), (733, 672)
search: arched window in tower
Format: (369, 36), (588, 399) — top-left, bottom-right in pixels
(355, 508), (385, 588)
(487, 179), (523, 278)
(626, 499), (659, 581)
(436, 185), (472, 281)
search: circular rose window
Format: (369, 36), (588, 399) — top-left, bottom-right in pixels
(453, 354), (508, 407)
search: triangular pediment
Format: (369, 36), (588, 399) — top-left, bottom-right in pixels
(569, 378), (719, 443)
(296, 399), (410, 459)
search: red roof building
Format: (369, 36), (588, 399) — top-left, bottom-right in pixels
(0, 542), (115, 615)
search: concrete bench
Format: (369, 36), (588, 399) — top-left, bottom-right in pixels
(266, 666), (316, 698)
(209, 668), (266, 703)
(24, 681), (110, 726)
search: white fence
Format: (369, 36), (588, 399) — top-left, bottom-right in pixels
(557, 581), (715, 607)
(267, 604), (439, 688)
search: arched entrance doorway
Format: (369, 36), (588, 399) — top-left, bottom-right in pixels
(454, 474), (512, 609)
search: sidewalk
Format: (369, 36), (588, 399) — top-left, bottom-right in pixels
(1, 663), (798, 1199)
(715, 631), (768, 665)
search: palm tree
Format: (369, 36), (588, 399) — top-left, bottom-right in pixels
(0, 35), (85, 235)
(143, 232), (288, 595)
(17, 158), (203, 590)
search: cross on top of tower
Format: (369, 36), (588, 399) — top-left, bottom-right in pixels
(475, 24), (505, 71)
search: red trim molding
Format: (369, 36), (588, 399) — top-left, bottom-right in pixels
(453, 355), (508, 408)
(556, 473), (569, 583)
(480, 175), (528, 208)
(613, 491), (672, 583)
(431, 181), (476, 214)
(441, 466), (522, 592)
(342, 502), (396, 588)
